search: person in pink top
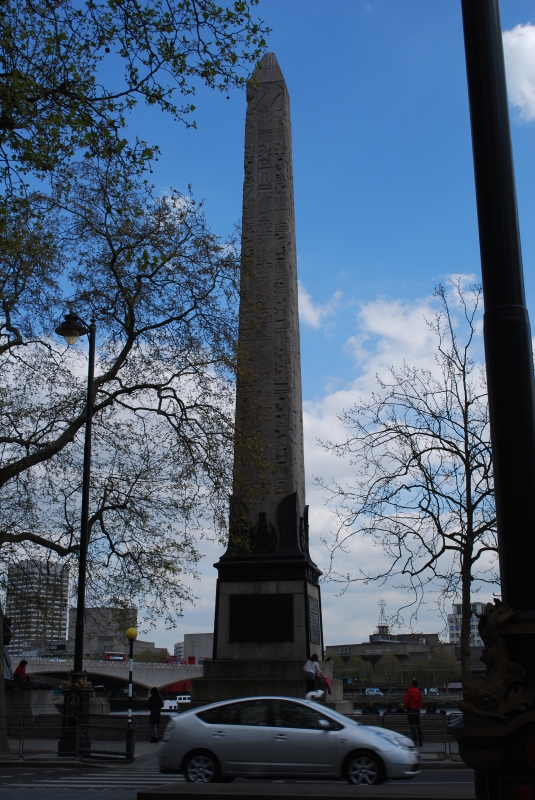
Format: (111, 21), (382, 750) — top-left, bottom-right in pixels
(403, 679), (423, 746)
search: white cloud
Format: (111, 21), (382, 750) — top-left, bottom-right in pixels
(503, 23), (535, 122)
(302, 281), (486, 643)
(298, 281), (342, 329)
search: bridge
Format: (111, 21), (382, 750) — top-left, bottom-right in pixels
(26, 659), (203, 690)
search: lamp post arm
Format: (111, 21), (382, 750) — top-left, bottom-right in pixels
(73, 319), (96, 674)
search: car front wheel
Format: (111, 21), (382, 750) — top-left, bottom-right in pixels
(183, 751), (219, 783)
(344, 751), (385, 785)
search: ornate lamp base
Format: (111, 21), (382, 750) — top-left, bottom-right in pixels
(58, 670), (93, 756)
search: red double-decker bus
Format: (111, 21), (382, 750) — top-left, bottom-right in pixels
(100, 651), (127, 662)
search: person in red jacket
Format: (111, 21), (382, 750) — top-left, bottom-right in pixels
(13, 660), (28, 684)
(403, 679), (423, 746)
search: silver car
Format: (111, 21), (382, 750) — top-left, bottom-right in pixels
(159, 696), (420, 786)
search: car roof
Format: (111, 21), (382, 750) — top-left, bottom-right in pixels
(172, 696), (357, 727)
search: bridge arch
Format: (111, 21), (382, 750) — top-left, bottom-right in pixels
(27, 659), (202, 691)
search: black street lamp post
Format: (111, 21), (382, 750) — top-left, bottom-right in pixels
(450, 2), (535, 797)
(125, 627), (138, 723)
(55, 313), (96, 751)
(125, 627), (138, 758)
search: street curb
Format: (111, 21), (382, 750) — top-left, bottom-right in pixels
(0, 760), (135, 769)
(136, 786), (474, 800)
(0, 760), (471, 771)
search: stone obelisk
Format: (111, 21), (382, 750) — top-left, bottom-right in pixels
(213, 50), (322, 661)
(191, 53), (348, 709)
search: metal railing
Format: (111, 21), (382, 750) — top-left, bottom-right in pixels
(1, 711), (464, 763)
(0, 716), (23, 760)
(445, 712), (464, 761)
(78, 716), (136, 762)
(0, 714), (135, 762)
(22, 714), (78, 760)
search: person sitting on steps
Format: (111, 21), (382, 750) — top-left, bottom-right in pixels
(303, 653), (323, 695)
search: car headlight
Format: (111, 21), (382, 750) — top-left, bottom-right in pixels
(162, 718), (177, 742)
(374, 731), (414, 750)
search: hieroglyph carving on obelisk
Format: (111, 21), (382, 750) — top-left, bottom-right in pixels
(227, 52), (309, 559)
(211, 53), (323, 663)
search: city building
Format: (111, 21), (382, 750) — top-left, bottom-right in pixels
(326, 630), (456, 667)
(5, 561), (70, 658)
(174, 641), (184, 660)
(447, 602), (486, 646)
(184, 633), (213, 664)
(66, 607), (167, 660)
(326, 604), (456, 668)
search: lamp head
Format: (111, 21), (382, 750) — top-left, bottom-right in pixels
(55, 313), (87, 345)
(125, 627), (138, 641)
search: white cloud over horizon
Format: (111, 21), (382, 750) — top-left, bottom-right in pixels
(503, 23), (535, 122)
(298, 280), (343, 329)
(302, 281), (488, 643)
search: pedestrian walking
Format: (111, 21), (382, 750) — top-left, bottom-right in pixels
(403, 679), (423, 746)
(303, 653), (322, 694)
(148, 686), (164, 743)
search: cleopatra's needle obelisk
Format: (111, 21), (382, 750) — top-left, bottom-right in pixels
(191, 52), (348, 710)
(216, 52), (322, 661)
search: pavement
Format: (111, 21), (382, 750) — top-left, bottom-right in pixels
(0, 749), (475, 800)
(0, 746), (475, 799)
(0, 770), (476, 800)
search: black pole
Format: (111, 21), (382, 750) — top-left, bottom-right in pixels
(461, 0), (535, 614)
(435, 7), (535, 796)
(128, 638), (134, 722)
(73, 319), (96, 672)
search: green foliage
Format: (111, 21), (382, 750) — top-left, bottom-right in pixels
(402, 648), (460, 687)
(372, 653), (401, 687)
(332, 654), (372, 684)
(0, 0), (268, 198)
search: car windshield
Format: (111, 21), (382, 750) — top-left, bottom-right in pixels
(302, 701), (360, 727)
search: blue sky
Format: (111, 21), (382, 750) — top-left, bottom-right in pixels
(124, 1), (535, 650)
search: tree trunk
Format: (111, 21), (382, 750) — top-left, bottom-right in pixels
(460, 555), (473, 684)
(0, 605), (10, 752)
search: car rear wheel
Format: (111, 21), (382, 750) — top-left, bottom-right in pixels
(344, 751), (385, 785)
(183, 750), (220, 783)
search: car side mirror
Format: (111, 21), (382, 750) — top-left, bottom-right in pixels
(318, 719), (331, 730)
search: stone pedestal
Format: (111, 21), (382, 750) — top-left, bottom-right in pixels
(213, 559), (323, 662)
(5, 688), (59, 717)
(191, 659), (352, 715)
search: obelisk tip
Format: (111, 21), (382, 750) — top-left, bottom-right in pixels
(255, 52), (284, 83)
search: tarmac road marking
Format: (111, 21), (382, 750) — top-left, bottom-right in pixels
(5, 772), (186, 790)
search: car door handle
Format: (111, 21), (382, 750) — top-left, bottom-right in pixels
(212, 731), (226, 737)
(274, 735), (288, 741)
